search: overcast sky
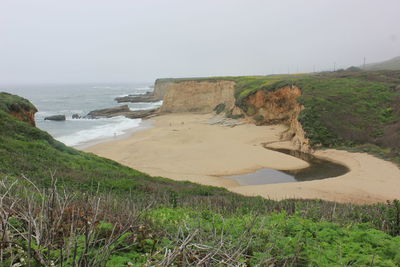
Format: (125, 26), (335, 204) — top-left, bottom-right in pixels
(1, 0), (400, 84)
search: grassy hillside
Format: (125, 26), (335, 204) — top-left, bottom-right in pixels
(363, 56), (400, 71)
(1, 93), (400, 266)
(228, 71), (400, 163)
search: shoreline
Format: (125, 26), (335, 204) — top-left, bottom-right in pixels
(85, 113), (309, 188)
(74, 119), (154, 150)
(84, 113), (400, 204)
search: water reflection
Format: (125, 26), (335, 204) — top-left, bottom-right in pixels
(225, 148), (349, 185)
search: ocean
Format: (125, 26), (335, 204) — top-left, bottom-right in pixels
(0, 83), (161, 147)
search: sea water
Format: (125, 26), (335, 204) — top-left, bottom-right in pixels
(0, 83), (161, 147)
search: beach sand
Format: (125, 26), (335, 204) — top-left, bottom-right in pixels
(85, 113), (400, 204)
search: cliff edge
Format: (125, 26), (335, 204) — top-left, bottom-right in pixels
(0, 92), (37, 126)
(115, 79), (173, 103)
(160, 80), (236, 113)
(243, 85), (310, 152)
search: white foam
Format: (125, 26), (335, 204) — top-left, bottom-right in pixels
(117, 93), (146, 97)
(57, 116), (141, 147)
(129, 100), (163, 111)
(36, 110), (85, 119)
(136, 86), (153, 91)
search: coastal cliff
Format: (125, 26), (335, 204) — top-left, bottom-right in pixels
(155, 70), (400, 157)
(153, 79), (174, 100)
(244, 85), (310, 152)
(115, 79), (173, 103)
(156, 79), (310, 151)
(0, 92), (37, 126)
(160, 80), (236, 113)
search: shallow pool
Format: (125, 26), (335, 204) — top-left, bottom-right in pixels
(225, 148), (349, 185)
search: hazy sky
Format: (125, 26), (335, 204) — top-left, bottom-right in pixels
(1, 0), (400, 84)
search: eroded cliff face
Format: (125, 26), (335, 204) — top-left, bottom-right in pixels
(244, 85), (311, 152)
(10, 110), (36, 127)
(160, 80), (236, 113)
(0, 92), (37, 126)
(154, 79), (174, 100)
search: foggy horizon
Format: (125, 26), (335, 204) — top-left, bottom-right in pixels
(1, 0), (400, 84)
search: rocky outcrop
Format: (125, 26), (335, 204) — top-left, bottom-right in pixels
(115, 79), (172, 103)
(246, 85), (301, 124)
(0, 92), (37, 126)
(86, 105), (158, 119)
(115, 92), (161, 103)
(124, 109), (158, 119)
(243, 85), (311, 152)
(44, 115), (66, 121)
(160, 80), (236, 113)
(86, 105), (131, 118)
(10, 110), (36, 126)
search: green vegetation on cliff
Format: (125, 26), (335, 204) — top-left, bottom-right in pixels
(0, 92), (37, 114)
(225, 71), (400, 163)
(1, 92), (400, 266)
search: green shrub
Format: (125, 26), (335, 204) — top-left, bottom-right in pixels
(213, 103), (226, 114)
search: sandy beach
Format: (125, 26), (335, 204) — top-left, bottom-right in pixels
(85, 113), (400, 204)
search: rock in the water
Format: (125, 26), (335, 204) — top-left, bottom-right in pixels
(85, 105), (158, 119)
(115, 93), (161, 103)
(72, 113), (81, 119)
(44, 115), (66, 121)
(85, 105), (130, 118)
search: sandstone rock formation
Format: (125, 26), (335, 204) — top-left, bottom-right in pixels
(244, 85), (311, 152)
(160, 80), (236, 113)
(115, 92), (161, 103)
(0, 92), (37, 126)
(86, 105), (158, 119)
(11, 110), (37, 126)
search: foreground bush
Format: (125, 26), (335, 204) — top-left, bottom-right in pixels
(1, 177), (400, 266)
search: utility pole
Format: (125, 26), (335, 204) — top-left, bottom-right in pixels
(363, 57), (366, 69)
(334, 62), (336, 72)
